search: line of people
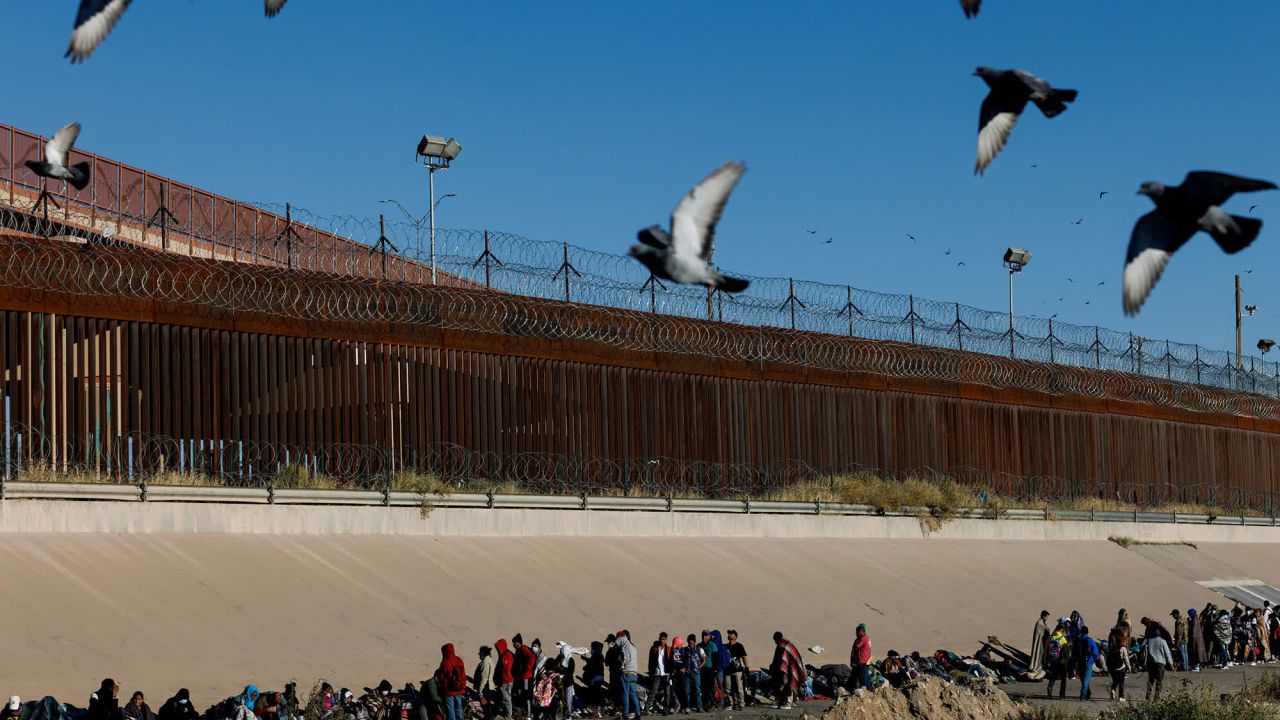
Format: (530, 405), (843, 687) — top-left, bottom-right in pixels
(5, 631), (812, 720)
(1026, 600), (1280, 704)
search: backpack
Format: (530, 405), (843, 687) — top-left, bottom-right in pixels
(1047, 640), (1062, 665)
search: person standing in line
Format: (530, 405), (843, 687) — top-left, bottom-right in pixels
(605, 634), (622, 713)
(1144, 629), (1175, 700)
(616, 630), (643, 720)
(709, 631), (729, 710)
(1105, 626), (1128, 703)
(1046, 620), (1071, 700)
(724, 630), (749, 711)
(495, 639), (516, 720)
(768, 632), (804, 710)
(647, 633), (670, 715)
(850, 625), (873, 691)
(553, 642), (577, 720)
(1214, 609), (1234, 668)
(681, 635), (703, 714)
(1077, 626), (1098, 702)
(514, 634), (538, 718)
(1171, 610), (1189, 671)
(1029, 611), (1051, 678)
(668, 637), (686, 714)
(438, 644), (469, 720)
(1186, 609), (1204, 672)
(697, 631), (717, 710)
(583, 641), (607, 717)
(475, 646), (498, 720)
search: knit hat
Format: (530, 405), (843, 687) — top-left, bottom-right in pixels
(513, 633), (524, 644)
(8, 698), (19, 712)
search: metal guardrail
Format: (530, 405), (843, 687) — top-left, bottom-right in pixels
(3, 482), (1277, 527)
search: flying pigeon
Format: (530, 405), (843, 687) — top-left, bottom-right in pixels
(944, 248), (952, 255)
(629, 161), (750, 293)
(822, 238), (833, 244)
(957, 261), (966, 267)
(1099, 191), (1110, 199)
(960, 0), (981, 18)
(67, 0), (132, 62)
(906, 234), (916, 243)
(973, 67), (1077, 176)
(1123, 171), (1277, 315)
(1072, 218), (1084, 225)
(25, 122), (90, 190)
(1096, 281), (1105, 286)
(67, 0), (285, 62)
(806, 229), (817, 234)
(1250, 205), (1258, 214)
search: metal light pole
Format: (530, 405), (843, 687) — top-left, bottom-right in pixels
(415, 135), (463, 285)
(1002, 247), (1032, 359)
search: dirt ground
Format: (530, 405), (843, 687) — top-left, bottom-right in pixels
(0, 532), (1230, 704)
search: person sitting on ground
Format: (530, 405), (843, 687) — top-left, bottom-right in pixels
(89, 680), (123, 720)
(123, 692), (157, 720)
(880, 651), (906, 689)
(254, 692), (282, 720)
(158, 690), (198, 720)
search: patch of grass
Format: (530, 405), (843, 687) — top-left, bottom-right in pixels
(1110, 535), (1135, 548)
(1239, 669), (1280, 703)
(391, 471), (454, 518)
(1096, 686), (1271, 720)
(271, 464), (341, 490)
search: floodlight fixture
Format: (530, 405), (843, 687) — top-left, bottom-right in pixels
(1259, 338), (1276, 355)
(1003, 247), (1032, 272)
(414, 132), (464, 283)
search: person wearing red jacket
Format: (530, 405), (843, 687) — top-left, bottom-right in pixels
(495, 639), (515, 719)
(512, 634), (537, 718)
(437, 644), (468, 720)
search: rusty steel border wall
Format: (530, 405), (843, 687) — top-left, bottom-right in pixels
(1, 237), (1279, 509)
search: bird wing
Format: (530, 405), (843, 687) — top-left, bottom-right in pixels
(45, 123), (82, 166)
(1123, 209), (1196, 315)
(670, 161), (746, 261)
(960, 0), (981, 18)
(265, 0), (288, 17)
(67, 0), (133, 62)
(636, 225), (672, 250)
(975, 90), (1023, 175)
(1181, 171), (1277, 207)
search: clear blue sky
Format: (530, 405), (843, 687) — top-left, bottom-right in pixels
(5, 1), (1280, 354)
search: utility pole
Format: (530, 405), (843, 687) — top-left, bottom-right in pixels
(1236, 274), (1243, 370)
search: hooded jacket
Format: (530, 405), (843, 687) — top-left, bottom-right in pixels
(710, 631), (731, 672)
(158, 692), (198, 720)
(617, 635), (639, 675)
(513, 637), (537, 681)
(495, 639), (515, 686)
(438, 644), (468, 697)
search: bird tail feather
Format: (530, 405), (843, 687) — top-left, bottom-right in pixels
(716, 276), (750, 293)
(1036, 89), (1078, 118)
(68, 162), (91, 191)
(1211, 216), (1262, 254)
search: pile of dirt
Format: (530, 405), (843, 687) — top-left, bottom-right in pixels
(813, 677), (1023, 720)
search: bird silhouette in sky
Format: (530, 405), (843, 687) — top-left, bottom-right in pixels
(906, 234), (917, 243)
(1097, 281), (1105, 286)
(945, 248), (952, 255)
(807, 229), (817, 234)
(957, 261), (967, 267)
(1099, 191), (1110, 199)
(1073, 218), (1084, 225)
(822, 238), (833, 244)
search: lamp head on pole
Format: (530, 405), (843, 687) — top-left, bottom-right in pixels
(416, 134), (463, 169)
(1259, 338), (1275, 355)
(1003, 247), (1032, 273)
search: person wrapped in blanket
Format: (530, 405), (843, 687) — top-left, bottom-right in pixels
(768, 632), (805, 710)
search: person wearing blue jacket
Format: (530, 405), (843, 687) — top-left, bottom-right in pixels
(1077, 627), (1099, 701)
